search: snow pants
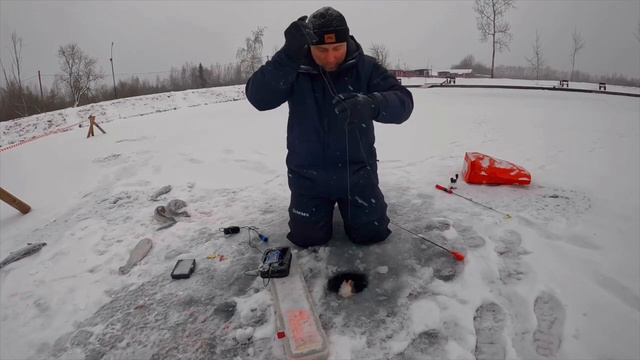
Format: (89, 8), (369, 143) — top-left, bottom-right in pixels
(286, 183), (391, 247)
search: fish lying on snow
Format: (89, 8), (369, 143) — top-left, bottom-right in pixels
(119, 238), (153, 275)
(0, 242), (47, 269)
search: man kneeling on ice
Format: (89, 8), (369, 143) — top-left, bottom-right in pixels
(246, 7), (413, 247)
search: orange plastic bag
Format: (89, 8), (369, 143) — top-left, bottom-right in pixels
(462, 152), (531, 185)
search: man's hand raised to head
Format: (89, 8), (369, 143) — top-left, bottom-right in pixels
(282, 16), (317, 64)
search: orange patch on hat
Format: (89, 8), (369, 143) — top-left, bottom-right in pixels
(324, 33), (336, 43)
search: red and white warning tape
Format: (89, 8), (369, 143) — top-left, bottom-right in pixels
(0, 121), (82, 153)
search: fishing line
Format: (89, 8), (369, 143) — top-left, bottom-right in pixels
(298, 21), (354, 224)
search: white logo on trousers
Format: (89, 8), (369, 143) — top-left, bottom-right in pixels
(292, 208), (310, 217)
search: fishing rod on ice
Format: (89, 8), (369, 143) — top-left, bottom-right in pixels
(435, 184), (512, 219)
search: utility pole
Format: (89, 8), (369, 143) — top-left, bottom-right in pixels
(37, 70), (43, 99)
(110, 42), (117, 99)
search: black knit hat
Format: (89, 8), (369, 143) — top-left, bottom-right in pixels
(307, 7), (350, 45)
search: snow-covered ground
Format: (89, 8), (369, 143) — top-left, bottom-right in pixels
(0, 86), (246, 148)
(1, 83), (638, 360)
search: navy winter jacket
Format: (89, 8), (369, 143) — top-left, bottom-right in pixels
(246, 36), (413, 196)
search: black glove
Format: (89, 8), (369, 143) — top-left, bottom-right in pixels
(282, 16), (316, 64)
(333, 93), (381, 125)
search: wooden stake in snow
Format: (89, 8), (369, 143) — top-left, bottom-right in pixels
(0, 187), (31, 214)
(86, 115), (106, 138)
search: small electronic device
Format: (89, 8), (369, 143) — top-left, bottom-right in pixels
(220, 226), (241, 235)
(259, 247), (292, 279)
(171, 259), (196, 279)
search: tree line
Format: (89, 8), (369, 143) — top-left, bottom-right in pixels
(0, 28), (265, 122)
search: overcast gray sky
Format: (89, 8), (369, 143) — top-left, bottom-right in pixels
(1, 0), (639, 89)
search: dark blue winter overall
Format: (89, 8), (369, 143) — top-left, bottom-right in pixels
(245, 37), (413, 247)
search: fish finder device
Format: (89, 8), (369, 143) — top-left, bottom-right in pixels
(259, 247), (292, 279)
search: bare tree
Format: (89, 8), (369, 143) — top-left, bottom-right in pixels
(0, 32), (29, 116)
(57, 43), (103, 107)
(0, 59), (8, 88)
(452, 54), (476, 69)
(236, 27), (265, 80)
(368, 43), (390, 69)
(525, 30), (545, 80)
(473, 0), (516, 78)
(8, 32), (24, 90)
(570, 29), (585, 81)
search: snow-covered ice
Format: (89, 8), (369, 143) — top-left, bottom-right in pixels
(1, 81), (638, 359)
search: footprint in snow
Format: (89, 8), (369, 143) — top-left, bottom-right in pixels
(424, 218), (486, 249)
(92, 153), (121, 164)
(410, 220), (463, 282)
(396, 329), (448, 360)
(494, 229), (530, 284)
(533, 291), (566, 358)
(494, 229), (524, 256)
(474, 302), (508, 360)
(430, 255), (460, 282)
(453, 223), (487, 249)
(423, 218), (452, 232)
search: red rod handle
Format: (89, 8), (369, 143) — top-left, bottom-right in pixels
(435, 184), (452, 193)
(451, 251), (465, 262)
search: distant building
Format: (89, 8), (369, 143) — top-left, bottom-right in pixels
(435, 69), (473, 78)
(390, 69), (424, 78)
(412, 68), (431, 77)
(390, 68), (474, 78)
